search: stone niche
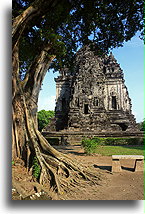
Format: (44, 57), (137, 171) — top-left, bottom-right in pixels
(52, 46), (139, 132)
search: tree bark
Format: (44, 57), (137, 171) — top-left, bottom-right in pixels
(12, 83), (99, 197)
(12, 0), (99, 199)
(12, 0), (70, 49)
(22, 43), (55, 124)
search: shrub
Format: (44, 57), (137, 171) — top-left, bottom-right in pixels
(12, 160), (15, 165)
(32, 157), (41, 179)
(138, 119), (145, 131)
(81, 138), (98, 154)
(103, 137), (144, 145)
(37, 110), (54, 131)
(104, 137), (127, 145)
(92, 137), (107, 145)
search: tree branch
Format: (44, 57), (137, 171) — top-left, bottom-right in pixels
(12, 0), (63, 49)
(23, 43), (55, 95)
(21, 43), (55, 120)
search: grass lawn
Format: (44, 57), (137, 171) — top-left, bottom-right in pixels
(95, 145), (144, 156)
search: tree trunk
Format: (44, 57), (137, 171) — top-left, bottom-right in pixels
(12, 0), (99, 199)
(12, 43), (98, 200)
(12, 83), (99, 198)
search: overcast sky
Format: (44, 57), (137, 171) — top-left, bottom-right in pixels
(38, 33), (144, 123)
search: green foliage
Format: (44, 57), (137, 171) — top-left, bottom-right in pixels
(81, 137), (144, 154)
(13, 0), (144, 78)
(81, 138), (98, 155)
(138, 119), (145, 131)
(37, 110), (54, 131)
(12, 161), (15, 165)
(32, 157), (41, 179)
(99, 137), (144, 146)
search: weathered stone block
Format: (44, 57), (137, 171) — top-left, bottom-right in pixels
(134, 159), (144, 172)
(45, 45), (139, 133)
(112, 159), (122, 172)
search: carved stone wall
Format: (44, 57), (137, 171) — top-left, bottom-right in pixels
(54, 46), (138, 132)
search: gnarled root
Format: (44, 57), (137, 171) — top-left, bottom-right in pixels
(12, 98), (100, 200)
(30, 133), (100, 199)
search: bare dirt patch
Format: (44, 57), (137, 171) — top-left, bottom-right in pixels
(54, 145), (144, 200)
(12, 145), (144, 200)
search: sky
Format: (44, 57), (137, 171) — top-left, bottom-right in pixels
(38, 33), (144, 123)
(0, 2), (144, 214)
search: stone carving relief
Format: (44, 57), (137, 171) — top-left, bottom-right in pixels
(53, 45), (138, 132)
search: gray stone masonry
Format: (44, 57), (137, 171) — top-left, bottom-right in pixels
(50, 45), (139, 132)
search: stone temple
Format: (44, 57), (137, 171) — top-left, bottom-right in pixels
(46, 46), (138, 133)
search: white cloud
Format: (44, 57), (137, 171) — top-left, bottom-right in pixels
(38, 95), (56, 111)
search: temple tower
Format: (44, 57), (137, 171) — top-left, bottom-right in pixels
(54, 46), (138, 132)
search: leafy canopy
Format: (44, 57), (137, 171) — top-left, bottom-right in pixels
(138, 119), (145, 131)
(37, 110), (55, 131)
(13, 0), (144, 78)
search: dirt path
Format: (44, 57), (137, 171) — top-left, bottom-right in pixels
(12, 145), (144, 200)
(54, 145), (144, 200)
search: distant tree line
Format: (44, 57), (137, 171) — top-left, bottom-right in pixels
(138, 119), (145, 131)
(37, 110), (54, 131)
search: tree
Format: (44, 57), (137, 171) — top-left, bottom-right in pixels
(138, 119), (145, 131)
(37, 110), (54, 131)
(12, 0), (143, 198)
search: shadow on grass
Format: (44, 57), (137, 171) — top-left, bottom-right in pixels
(120, 145), (144, 151)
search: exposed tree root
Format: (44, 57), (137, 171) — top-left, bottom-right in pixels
(30, 136), (99, 198)
(12, 144), (100, 200)
(12, 1), (101, 200)
(12, 91), (100, 200)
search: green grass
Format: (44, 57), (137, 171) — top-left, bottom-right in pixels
(94, 145), (144, 156)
